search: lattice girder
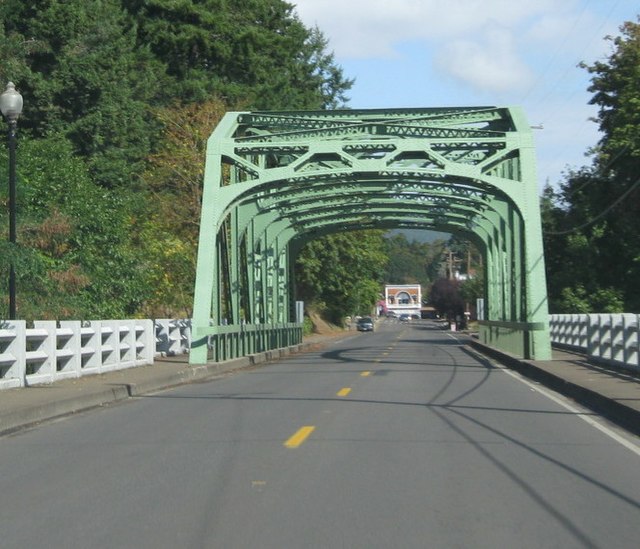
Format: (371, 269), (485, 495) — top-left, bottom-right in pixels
(191, 107), (551, 363)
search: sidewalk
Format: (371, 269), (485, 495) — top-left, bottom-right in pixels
(1, 333), (639, 438)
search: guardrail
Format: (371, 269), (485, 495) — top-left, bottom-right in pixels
(0, 319), (191, 390)
(549, 314), (639, 373)
(206, 323), (303, 363)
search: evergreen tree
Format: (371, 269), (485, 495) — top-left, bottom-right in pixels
(3, 0), (167, 187)
(122, 0), (353, 109)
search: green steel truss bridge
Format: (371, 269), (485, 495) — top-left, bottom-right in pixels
(190, 107), (551, 364)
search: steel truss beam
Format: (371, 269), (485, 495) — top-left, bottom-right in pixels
(191, 107), (551, 363)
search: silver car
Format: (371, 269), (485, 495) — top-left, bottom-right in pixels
(357, 317), (374, 331)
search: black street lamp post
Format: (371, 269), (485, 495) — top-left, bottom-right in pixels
(0, 82), (23, 320)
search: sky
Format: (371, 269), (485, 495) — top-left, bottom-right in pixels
(291, 0), (638, 192)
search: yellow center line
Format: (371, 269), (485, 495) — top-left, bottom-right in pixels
(284, 426), (315, 448)
(360, 371), (371, 377)
(337, 387), (352, 397)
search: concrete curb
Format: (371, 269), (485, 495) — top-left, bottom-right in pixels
(469, 340), (640, 437)
(0, 386), (132, 435)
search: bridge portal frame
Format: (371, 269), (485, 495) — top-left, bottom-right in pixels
(190, 107), (552, 363)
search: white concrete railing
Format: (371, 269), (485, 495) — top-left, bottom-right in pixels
(0, 318), (191, 390)
(154, 318), (192, 357)
(549, 314), (639, 373)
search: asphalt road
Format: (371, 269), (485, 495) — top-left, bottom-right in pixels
(1, 320), (640, 548)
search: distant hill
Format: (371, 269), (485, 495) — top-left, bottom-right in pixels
(386, 229), (449, 243)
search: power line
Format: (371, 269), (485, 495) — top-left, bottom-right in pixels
(561, 144), (631, 196)
(528, 1), (626, 185)
(519, 0), (593, 104)
(545, 175), (640, 235)
(528, 0), (623, 110)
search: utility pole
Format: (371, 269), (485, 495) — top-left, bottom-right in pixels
(442, 249), (462, 280)
(448, 249), (454, 280)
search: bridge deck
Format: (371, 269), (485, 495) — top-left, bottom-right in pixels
(2, 336), (639, 437)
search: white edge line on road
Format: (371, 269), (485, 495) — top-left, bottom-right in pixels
(453, 336), (640, 457)
(499, 363), (640, 457)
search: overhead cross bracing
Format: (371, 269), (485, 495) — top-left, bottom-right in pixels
(190, 107), (551, 364)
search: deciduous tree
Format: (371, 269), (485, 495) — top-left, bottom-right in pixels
(295, 230), (388, 323)
(544, 19), (640, 312)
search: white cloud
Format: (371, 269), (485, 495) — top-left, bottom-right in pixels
(292, 0), (562, 57)
(435, 26), (533, 93)
(292, 0), (563, 92)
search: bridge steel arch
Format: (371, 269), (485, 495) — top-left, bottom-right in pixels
(190, 107), (552, 364)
